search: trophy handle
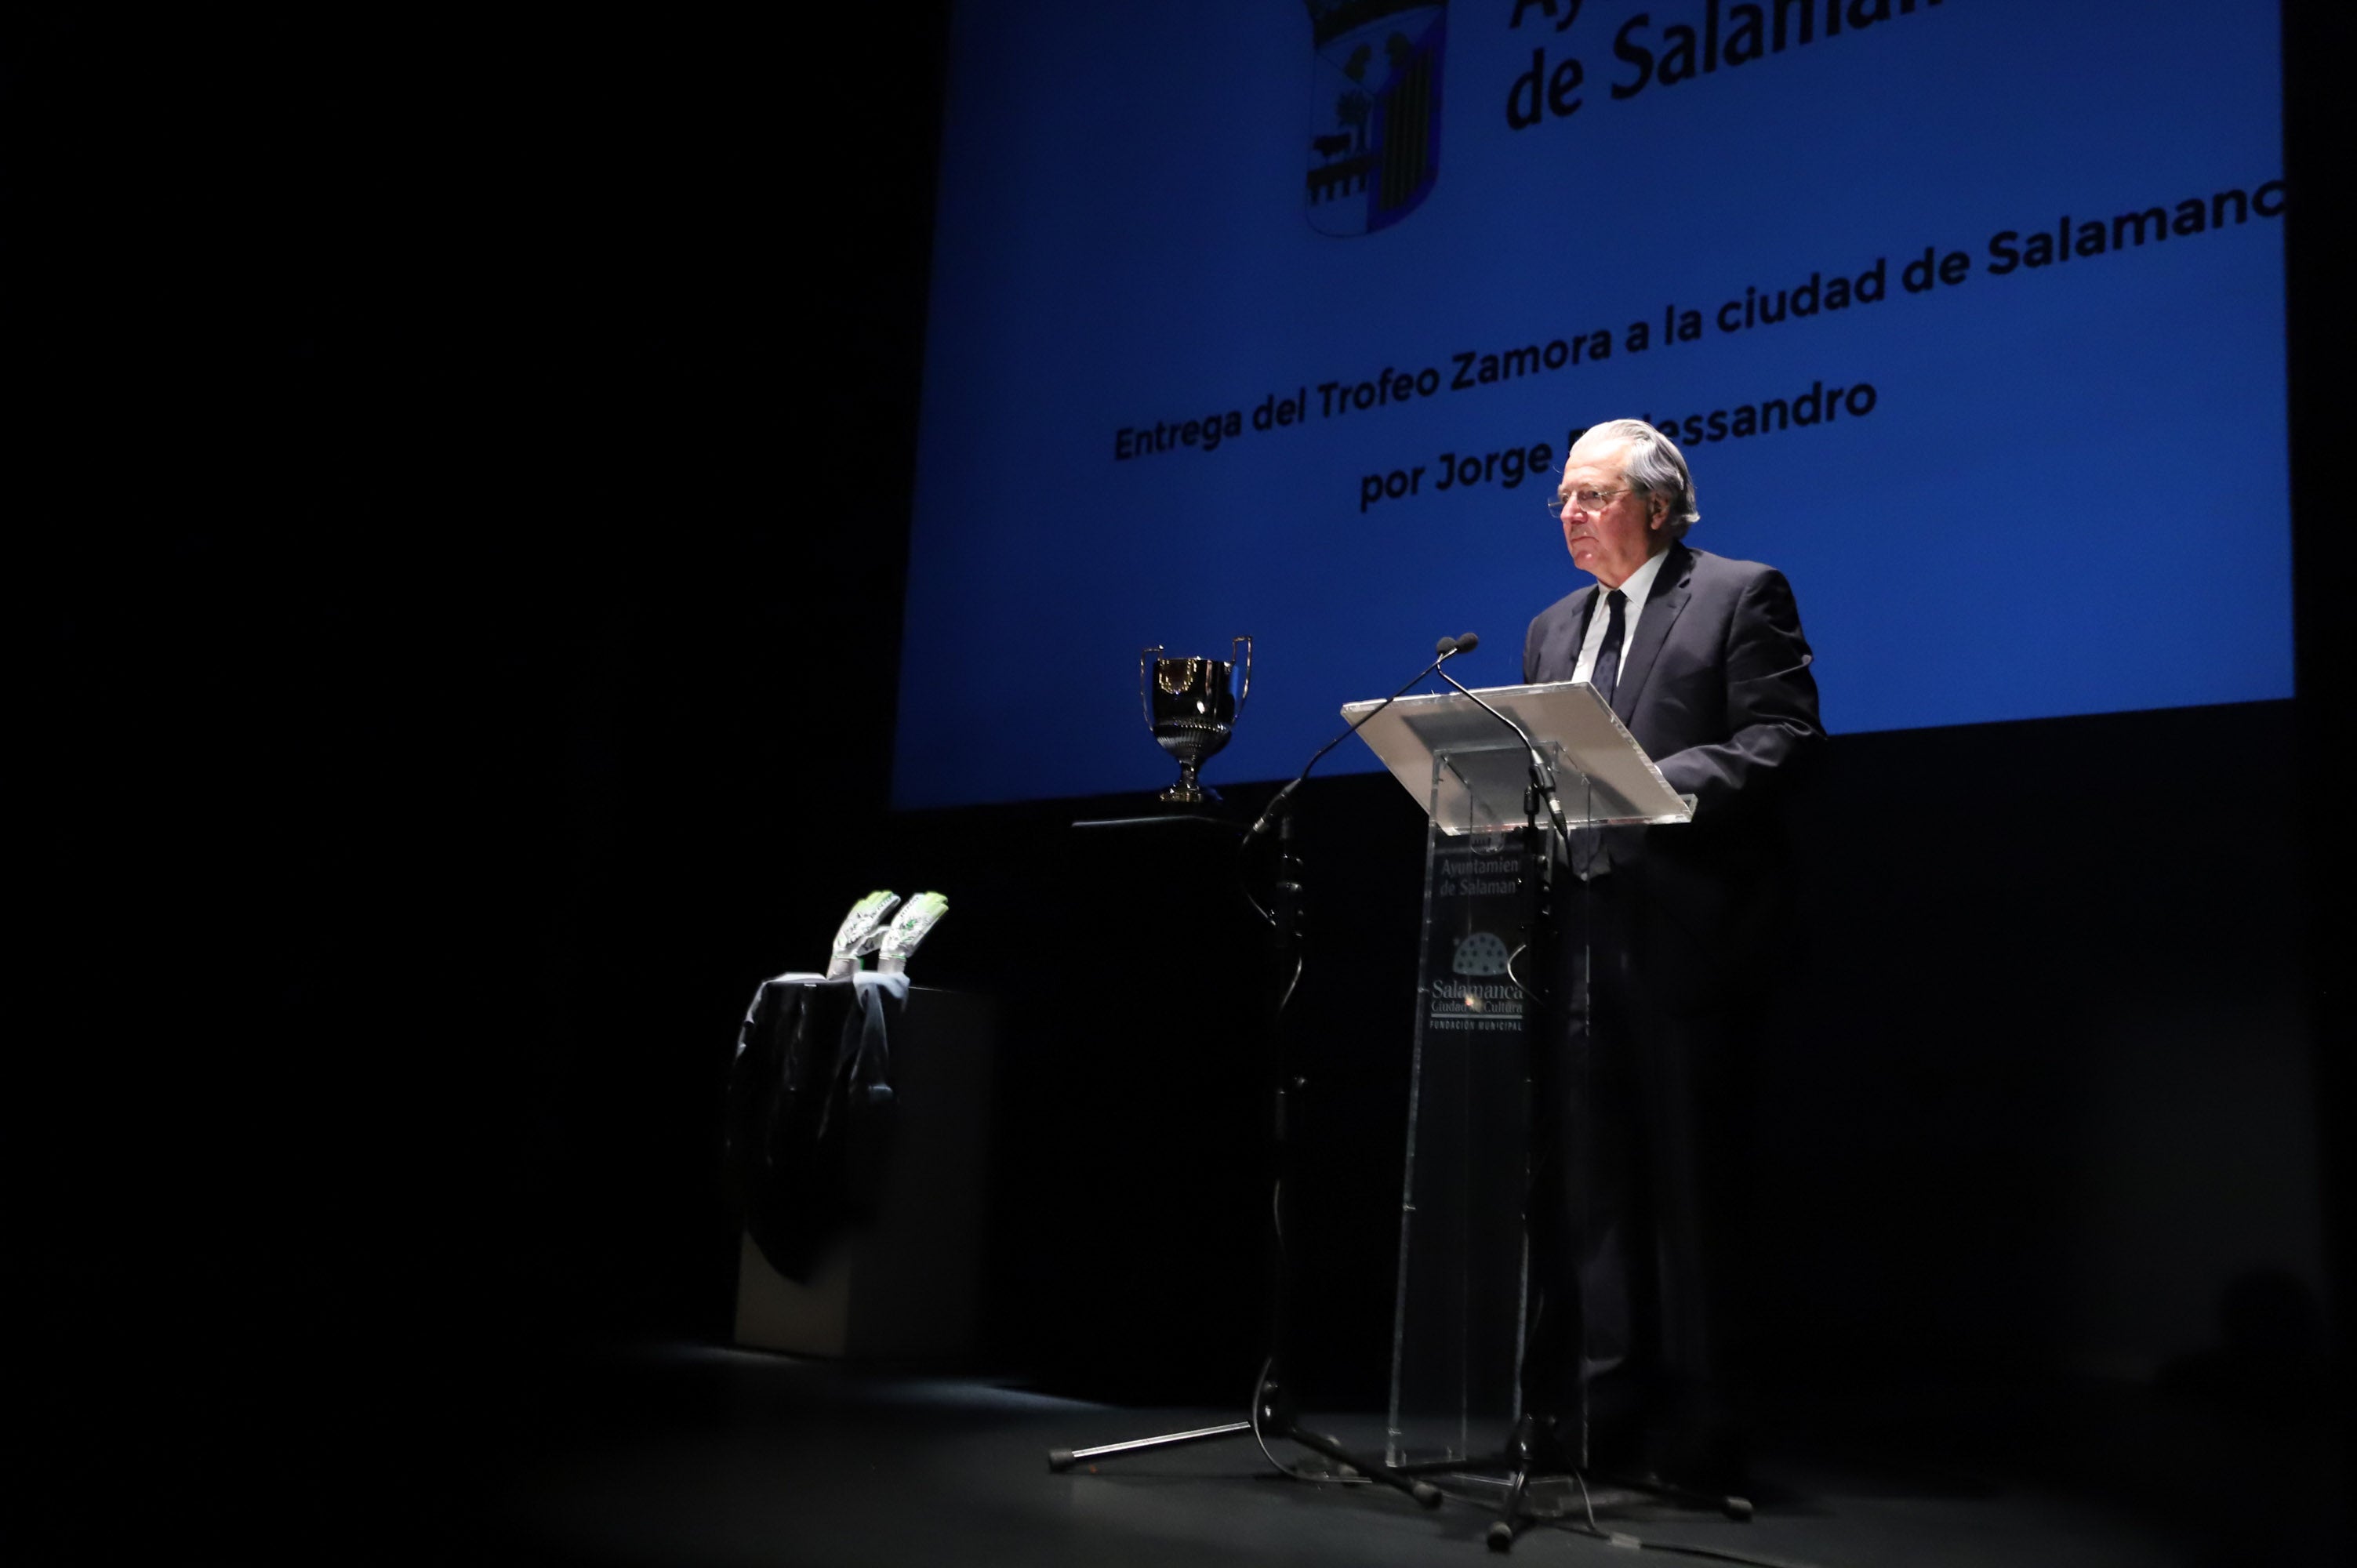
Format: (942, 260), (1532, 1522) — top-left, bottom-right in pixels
(1231, 635), (1253, 710)
(1140, 645), (1164, 728)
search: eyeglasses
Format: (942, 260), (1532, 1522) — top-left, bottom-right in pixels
(1551, 487), (1630, 516)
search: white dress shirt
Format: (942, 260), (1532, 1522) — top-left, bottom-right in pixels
(1570, 545), (1673, 686)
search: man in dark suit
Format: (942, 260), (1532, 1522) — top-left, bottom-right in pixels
(1517, 419), (1822, 1486)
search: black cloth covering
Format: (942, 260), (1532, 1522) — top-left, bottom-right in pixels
(722, 977), (902, 1281)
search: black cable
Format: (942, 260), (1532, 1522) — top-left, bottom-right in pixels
(1547, 1518), (1834, 1568)
(1547, 1443), (1835, 1568)
(1234, 637), (1507, 1498)
(1248, 1356), (1365, 1485)
(1415, 1470), (1830, 1568)
(1235, 638), (1474, 927)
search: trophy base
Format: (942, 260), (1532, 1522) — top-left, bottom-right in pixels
(1156, 782), (1221, 807)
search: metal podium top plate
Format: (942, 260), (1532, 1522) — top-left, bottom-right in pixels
(1342, 681), (1694, 834)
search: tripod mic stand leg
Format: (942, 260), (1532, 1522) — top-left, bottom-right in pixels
(1587, 1468), (1754, 1522)
(1262, 1421), (1442, 1508)
(1485, 1414), (1540, 1551)
(1047, 1421), (1251, 1472)
(1254, 1372), (1441, 1508)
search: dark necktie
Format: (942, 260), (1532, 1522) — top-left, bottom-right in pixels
(1591, 588), (1628, 704)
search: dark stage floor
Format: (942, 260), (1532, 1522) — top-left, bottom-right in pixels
(443, 1343), (2346, 1566)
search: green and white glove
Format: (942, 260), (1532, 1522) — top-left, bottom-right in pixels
(875, 891), (950, 976)
(826, 890), (901, 979)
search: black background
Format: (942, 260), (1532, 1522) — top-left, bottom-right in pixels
(13, 2), (2351, 1547)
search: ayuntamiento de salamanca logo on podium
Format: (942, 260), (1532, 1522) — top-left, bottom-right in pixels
(1305, 0), (1446, 237)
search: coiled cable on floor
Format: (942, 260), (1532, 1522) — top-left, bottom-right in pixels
(1550, 1507), (1834, 1568)
(1247, 1356), (1367, 1485)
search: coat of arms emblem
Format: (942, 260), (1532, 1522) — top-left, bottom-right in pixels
(1303, 1), (1447, 237)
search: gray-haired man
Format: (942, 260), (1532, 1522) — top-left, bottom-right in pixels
(1520, 419), (1825, 1486)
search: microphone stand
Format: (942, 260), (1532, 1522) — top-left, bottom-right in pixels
(1244, 639), (1472, 847)
(1414, 664), (1578, 1544)
(1428, 666), (1571, 846)
(1048, 643), (1481, 1510)
(1051, 648), (1751, 1548)
(1408, 669), (1750, 1548)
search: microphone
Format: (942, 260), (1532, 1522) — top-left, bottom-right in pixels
(1429, 661), (1571, 842)
(1244, 634), (1472, 843)
(1729, 651), (1813, 684)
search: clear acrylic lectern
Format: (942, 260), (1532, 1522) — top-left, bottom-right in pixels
(1339, 681), (1691, 1469)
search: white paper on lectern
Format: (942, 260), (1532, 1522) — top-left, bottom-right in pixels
(1342, 681), (1694, 834)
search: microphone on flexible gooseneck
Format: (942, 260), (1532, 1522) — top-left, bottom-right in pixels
(1243, 634), (1473, 844)
(1429, 658), (1571, 844)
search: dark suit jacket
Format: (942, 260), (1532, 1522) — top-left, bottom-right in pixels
(1523, 541), (1823, 1009)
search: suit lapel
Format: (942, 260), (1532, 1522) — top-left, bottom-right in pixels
(1609, 543), (1692, 722)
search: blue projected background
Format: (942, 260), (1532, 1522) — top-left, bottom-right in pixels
(894, 0), (2287, 810)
